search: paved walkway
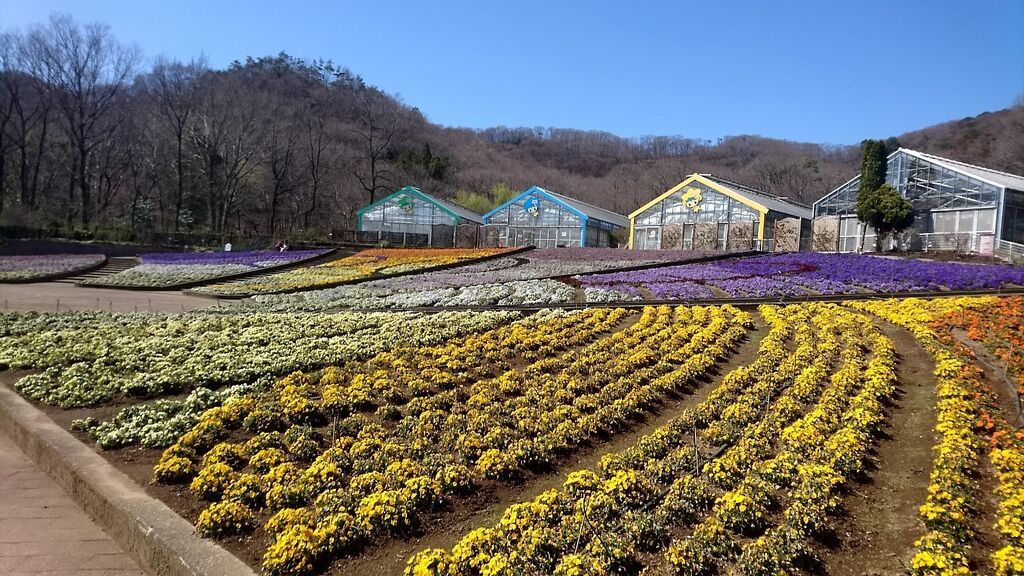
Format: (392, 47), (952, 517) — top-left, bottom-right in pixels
(0, 282), (229, 313)
(0, 434), (145, 576)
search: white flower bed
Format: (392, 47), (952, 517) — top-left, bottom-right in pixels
(584, 286), (643, 303)
(250, 279), (576, 310)
(85, 263), (253, 287)
(5, 310), (516, 408)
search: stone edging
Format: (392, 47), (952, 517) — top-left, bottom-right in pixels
(0, 385), (256, 576)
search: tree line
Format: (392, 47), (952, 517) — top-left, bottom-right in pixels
(2, 13), (1019, 244)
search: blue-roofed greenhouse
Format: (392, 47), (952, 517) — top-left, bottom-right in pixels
(481, 186), (628, 248)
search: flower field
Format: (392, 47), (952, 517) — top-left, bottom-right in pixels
(153, 304), (752, 573)
(0, 253), (105, 281)
(851, 297), (1024, 575)
(193, 248), (513, 296)
(577, 252), (1024, 301)
(3, 254), (1024, 576)
(407, 303), (899, 575)
(81, 249), (328, 288)
(245, 249), (717, 310)
(238, 252), (1024, 310)
(0, 309), (514, 448)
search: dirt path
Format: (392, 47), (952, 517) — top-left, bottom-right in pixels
(818, 320), (937, 576)
(0, 282), (229, 313)
(948, 328), (1017, 573)
(330, 313), (768, 576)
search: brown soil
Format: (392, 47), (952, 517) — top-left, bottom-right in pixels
(329, 313), (768, 576)
(817, 320), (937, 576)
(948, 328), (1018, 573)
(951, 328), (1024, 426)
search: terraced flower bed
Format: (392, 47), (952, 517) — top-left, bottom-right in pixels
(0, 253), (105, 281)
(0, 309), (515, 449)
(851, 297), (1024, 575)
(577, 252), (1024, 301)
(81, 249), (329, 288)
(4, 268), (1024, 576)
(244, 249), (720, 310)
(192, 248), (515, 297)
(152, 305), (752, 573)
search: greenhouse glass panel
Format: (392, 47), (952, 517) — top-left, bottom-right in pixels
(635, 204), (662, 226)
(651, 182), (757, 225)
(821, 151), (1002, 218)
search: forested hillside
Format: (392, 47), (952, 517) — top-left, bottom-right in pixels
(1, 15), (1021, 241)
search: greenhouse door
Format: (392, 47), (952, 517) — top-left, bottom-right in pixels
(637, 227), (660, 250)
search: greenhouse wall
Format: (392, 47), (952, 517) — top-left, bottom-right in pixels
(357, 188), (482, 248)
(812, 149), (1022, 254)
(629, 174), (811, 252)
(482, 187), (626, 248)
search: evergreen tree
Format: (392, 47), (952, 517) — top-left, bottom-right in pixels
(855, 139), (891, 251)
(858, 184), (914, 250)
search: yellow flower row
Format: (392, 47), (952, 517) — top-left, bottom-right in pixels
(667, 305), (897, 575)
(156, 305), (751, 575)
(406, 304), (890, 575)
(849, 297), (1018, 576)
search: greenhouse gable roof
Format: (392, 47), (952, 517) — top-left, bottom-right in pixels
(357, 186), (484, 224)
(906, 149), (1024, 192)
(701, 174), (813, 219)
(483, 186), (629, 228)
(814, 148), (1024, 213)
(631, 173), (812, 220)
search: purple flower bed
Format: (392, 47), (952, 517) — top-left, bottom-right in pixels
(141, 249), (326, 266)
(585, 264), (742, 285)
(709, 276), (809, 298)
(575, 252), (1024, 301)
(788, 276), (863, 295)
(526, 248), (719, 262)
(81, 249), (331, 288)
(646, 281), (716, 300)
(0, 254), (105, 280)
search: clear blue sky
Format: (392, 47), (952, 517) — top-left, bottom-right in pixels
(2, 0), (1022, 145)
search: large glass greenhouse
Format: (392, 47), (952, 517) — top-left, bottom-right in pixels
(629, 174), (813, 251)
(356, 186), (483, 247)
(812, 149), (1024, 255)
(482, 186), (628, 248)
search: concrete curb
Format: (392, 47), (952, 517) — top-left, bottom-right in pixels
(0, 385), (256, 576)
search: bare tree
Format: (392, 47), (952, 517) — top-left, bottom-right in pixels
(349, 89), (398, 205)
(188, 73), (265, 236)
(121, 106), (159, 232)
(264, 103), (301, 235)
(20, 14), (140, 227)
(1, 31), (54, 214)
(146, 56), (206, 232)
(300, 89), (337, 230)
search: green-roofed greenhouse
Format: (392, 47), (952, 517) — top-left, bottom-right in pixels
(356, 186), (483, 247)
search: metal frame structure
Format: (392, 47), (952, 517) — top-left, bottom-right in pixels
(356, 186), (483, 247)
(481, 186), (628, 248)
(812, 149), (1024, 254)
(628, 173), (812, 251)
